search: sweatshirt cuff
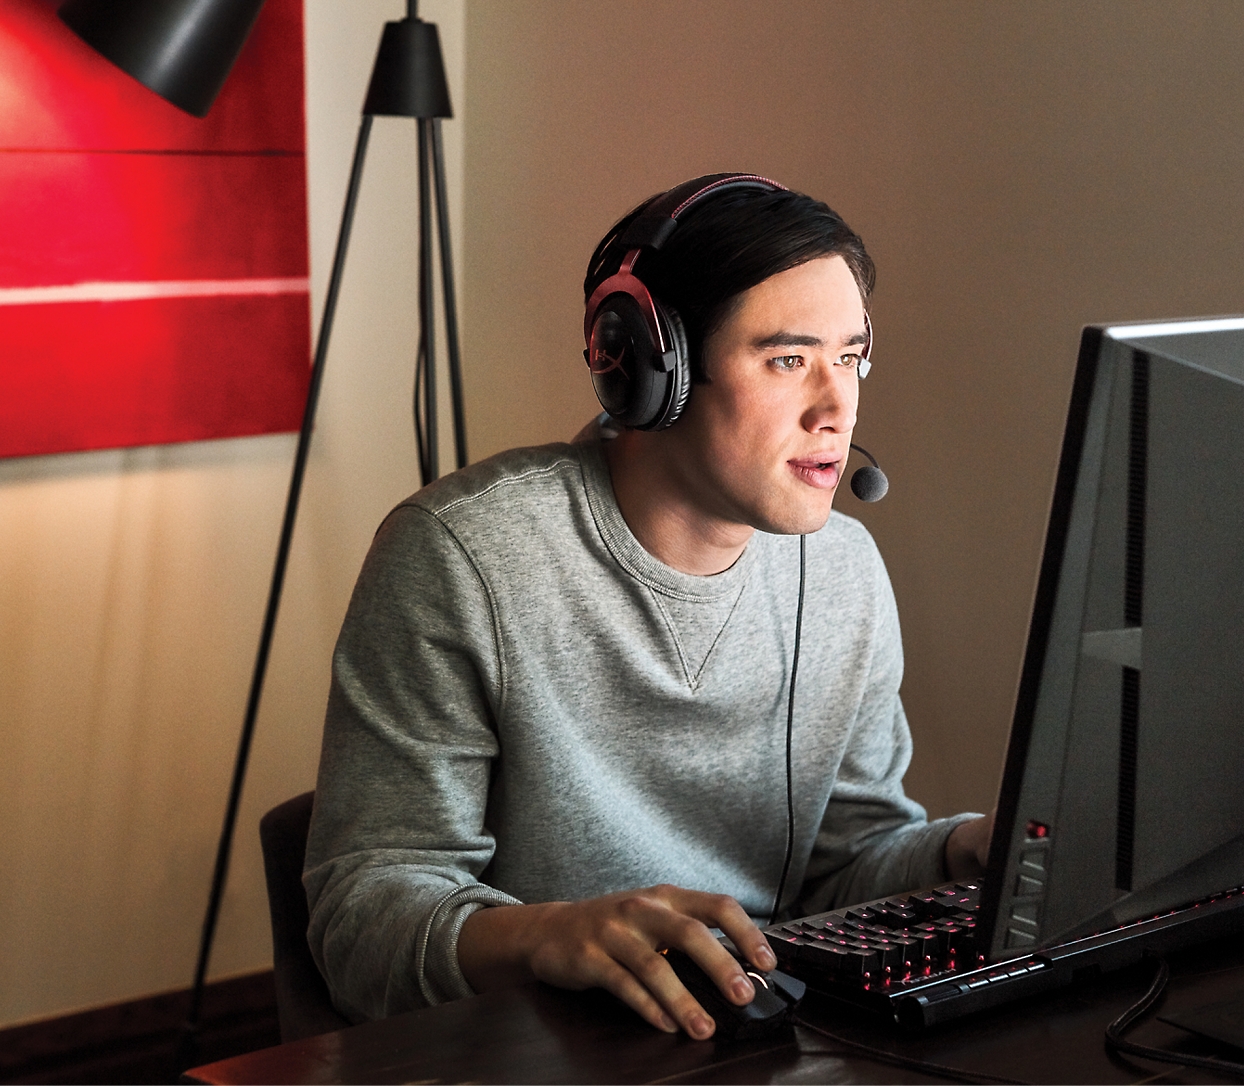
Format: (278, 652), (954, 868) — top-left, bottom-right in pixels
(918, 812), (984, 888)
(416, 884), (523, 1005)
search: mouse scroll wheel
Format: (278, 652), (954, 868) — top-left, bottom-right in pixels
(745, 970), (770, 990)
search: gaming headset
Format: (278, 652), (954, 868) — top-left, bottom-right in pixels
(582, 172), (874, 433)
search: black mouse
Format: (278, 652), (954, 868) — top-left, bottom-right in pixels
(663, 948), (806, 1041)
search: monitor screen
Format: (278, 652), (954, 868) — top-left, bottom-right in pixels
(980, 317), (1244, 962)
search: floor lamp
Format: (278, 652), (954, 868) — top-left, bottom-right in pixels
(59, 0), (464, 1062)
(173, 3), (468, 1065)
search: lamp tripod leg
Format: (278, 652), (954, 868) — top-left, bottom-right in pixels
(417, 117), (438, 483)
(431, 117), (467, 471)
(175, 113), (375, 1072)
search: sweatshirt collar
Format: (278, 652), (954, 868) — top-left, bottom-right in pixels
(577, 441), (756, 602)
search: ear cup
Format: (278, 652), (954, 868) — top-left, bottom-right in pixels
(584, 175), (787, 429)
(648, 302), (690, 430)
(586, 291), (673, 429)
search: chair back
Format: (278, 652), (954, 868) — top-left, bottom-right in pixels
(259, 791), (351, 1042)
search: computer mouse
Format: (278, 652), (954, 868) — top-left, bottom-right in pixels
(663, 948), (806, 1041)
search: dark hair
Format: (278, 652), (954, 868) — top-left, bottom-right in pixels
(584, 185), (874, 382)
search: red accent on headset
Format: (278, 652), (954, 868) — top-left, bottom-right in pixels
(583, 249), (667, 356)
(668, 173), (786, 218)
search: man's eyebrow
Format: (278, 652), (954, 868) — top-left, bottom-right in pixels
(752, 330), (868, 349)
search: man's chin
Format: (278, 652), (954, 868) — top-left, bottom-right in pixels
(753, 498), (836, 537)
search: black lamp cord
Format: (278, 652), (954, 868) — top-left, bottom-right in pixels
(768, 534), (805, 927)
(1104, 955), (1244, 1077)
(792, 1014), (1030, 1085)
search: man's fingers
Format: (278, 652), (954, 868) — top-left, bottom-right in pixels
(718, 917), (779, 975)
(591, 955), (681, 1035)
(619, 942), (717, 1040)
(660, 888), (778, 987)
(607, 918), (749, 1041)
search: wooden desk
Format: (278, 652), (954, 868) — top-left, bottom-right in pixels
(187, 939), (1244, 1084)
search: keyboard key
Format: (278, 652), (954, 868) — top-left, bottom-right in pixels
(873, 905), (919, 928)
(943, 928), (974, 958)
(863, 940), (906, 972)
(908, 892), (955, 919)
(888, 936), (923, 968)
(764, 934), (804, 965)
(844, 906), (882, 925)
(902, 929), (940, 961)
(797, 939), (846, 966)
(837, 946), (881, 977)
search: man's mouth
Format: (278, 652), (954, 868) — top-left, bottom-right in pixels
(788, 456), (841, 490)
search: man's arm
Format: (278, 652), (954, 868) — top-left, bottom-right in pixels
(305, 503), (518, 1019)
(798, 529), (984, 911)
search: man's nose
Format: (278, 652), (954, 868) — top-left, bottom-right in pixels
(802, 365), (857, 433)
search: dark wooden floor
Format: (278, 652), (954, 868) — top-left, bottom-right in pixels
(0, 971), (281, 1085)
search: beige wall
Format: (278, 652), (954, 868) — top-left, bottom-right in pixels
(460, 0), (1244, 824)
(0, 0), (463, 1028)
(5, 0), (1244, 1029)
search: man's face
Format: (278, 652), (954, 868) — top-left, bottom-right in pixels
(668, 254), (867, 537)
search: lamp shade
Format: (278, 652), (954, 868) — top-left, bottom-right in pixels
(363, 18), (452, 118)
(58, 0), (268, 117)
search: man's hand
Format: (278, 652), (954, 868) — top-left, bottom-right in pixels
(457, 884), (777, 1039)
(944, 810), (995, 879)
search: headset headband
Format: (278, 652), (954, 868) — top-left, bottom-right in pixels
(583, 173), (787, 351)
(616, 173), (787, 252)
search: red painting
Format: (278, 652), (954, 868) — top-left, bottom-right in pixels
(0, 0), (310, 458)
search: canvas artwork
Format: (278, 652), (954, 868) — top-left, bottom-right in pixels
(0, 0), (310, 459)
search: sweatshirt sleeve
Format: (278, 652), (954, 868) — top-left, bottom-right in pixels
(304, 503), (520, 1023)
(797, 531), (979, 914)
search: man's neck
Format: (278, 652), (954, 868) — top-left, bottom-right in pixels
(602, 430), (753, 577)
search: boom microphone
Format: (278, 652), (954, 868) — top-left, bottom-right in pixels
(849, 443), (889, 502)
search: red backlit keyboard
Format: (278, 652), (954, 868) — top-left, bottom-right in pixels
(766, 881), (986, 991)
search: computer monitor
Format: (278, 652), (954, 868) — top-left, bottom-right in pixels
(980, 317), (1244, 963)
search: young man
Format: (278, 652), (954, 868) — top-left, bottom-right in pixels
(305, 175), (990, 1041)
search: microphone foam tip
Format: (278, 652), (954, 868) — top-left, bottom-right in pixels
(850, 465), (889, 502)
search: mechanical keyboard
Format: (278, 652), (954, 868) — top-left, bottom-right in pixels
(763, 880), (1244, 1027)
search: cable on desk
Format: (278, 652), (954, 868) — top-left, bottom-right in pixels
(1104, 955), (1244, 1078)
(792, 1015), (1030, 1085)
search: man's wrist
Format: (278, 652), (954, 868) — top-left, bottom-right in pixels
(944, 815), (989, 880)
(457, 901), (562, 993)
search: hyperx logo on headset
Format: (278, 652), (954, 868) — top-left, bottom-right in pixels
(588, 343), (629, 378)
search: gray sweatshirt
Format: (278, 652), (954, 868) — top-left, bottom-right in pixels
(305, 440), (970, 1022)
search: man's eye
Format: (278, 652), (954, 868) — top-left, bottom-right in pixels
(836, 353), (863, 370)
(770, 355), (802, 370)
